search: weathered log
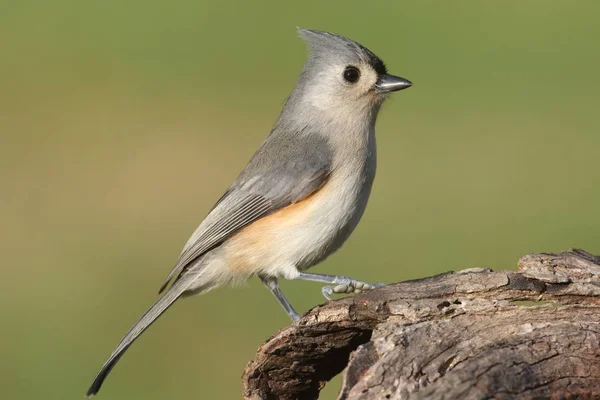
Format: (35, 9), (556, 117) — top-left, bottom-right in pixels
(243, 249), (600, 399)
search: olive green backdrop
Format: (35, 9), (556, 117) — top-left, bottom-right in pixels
(1, 1), (599, 399)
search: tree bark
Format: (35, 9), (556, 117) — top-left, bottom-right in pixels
(243, 249), (600, 400)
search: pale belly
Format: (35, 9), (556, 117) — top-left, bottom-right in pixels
(219, 166), (375, 280)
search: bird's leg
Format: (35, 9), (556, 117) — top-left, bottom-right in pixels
(295, 272), (384, 300)
(260, 276), (300, 321)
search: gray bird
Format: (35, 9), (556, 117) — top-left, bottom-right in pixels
(86, 28), (411, 397)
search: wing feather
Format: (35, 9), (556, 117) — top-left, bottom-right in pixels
(158, 160), (330, 293)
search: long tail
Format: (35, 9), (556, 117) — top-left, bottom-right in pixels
(86, 277), (195, 397)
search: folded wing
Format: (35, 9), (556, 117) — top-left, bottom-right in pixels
(158, 157), (331, 293)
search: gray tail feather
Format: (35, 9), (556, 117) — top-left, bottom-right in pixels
(86, 277), (193, 397)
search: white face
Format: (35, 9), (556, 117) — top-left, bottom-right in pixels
(304, 60), (384, 114)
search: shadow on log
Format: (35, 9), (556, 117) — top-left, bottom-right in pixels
(243, 249), (600, 399)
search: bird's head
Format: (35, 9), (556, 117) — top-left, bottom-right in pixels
(294, 28), (412, 116)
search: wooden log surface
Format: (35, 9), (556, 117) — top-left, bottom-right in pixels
(243, 249), (600, 400)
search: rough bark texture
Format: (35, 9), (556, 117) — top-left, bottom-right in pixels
(243, 249), (600, 400)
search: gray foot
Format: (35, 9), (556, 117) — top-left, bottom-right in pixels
(320, 279), (384, 300)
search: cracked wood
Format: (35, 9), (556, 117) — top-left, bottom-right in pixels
(243, 249), (600, 400)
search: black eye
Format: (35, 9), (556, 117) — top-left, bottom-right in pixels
(343, 66), (360, 83)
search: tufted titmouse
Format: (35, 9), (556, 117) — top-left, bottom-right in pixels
(86, 28), (411, 396)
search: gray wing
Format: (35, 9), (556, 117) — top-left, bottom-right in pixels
(158, 156), (331, 293)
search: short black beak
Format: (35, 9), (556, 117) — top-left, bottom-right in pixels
(375, 74), (412, 93)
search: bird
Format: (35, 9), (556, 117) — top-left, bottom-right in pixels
(86, 27), (411, 397)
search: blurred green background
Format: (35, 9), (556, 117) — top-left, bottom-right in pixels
(1, 1), (599, 399)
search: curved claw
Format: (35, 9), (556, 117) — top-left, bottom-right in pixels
(321, 286), (334, 300)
